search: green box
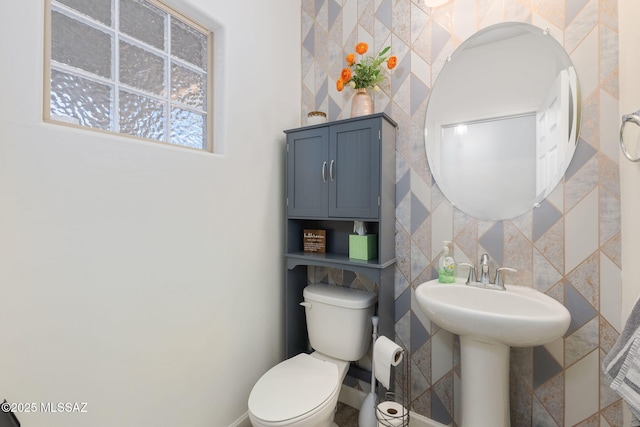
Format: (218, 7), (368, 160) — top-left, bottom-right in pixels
(349, 234), (377, 260)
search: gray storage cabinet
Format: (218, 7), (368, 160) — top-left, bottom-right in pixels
(287, 117), (381, 219)
(283, 113), (397, 376)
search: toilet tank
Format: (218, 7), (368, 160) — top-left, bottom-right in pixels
(303, 284), (377, 361)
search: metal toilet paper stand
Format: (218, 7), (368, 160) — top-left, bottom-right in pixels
(375, 342), (409, 427)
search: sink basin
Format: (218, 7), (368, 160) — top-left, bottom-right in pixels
(415, 279), (570, 346)
(415, 278), (571, 427)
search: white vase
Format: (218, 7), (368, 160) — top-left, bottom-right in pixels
(350, 88), (374, 117)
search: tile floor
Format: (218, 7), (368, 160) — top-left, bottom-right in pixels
(335, 402), (359, 426)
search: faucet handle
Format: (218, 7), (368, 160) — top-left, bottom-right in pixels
(457, 262), (477, 284)
(494, 267), (517, 289)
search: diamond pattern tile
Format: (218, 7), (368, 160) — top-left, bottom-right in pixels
(411, 193), (429, 233)
(564, 282), (597, 336)
(567, 0), (590, 26)
(391, 51), (410, 96)
(600, 26), (619, 84)
(565, 138), (597, 180)
(395, 286), (410, 322)
(431, 329), (453, 385)
(391, 0), (411, 46)
(411, 357), (430, 399)
(396, 193), (411, 234)
(600, 251), (622, 331)
(315, 78), (328, 108)
(432, 372), (453, 425)
(601, 400), (623, 427)
(565, 190), (599, 273)
(533, 200), (563, 242)
(602, 232), (621, 268)
(533, 346), (563, 388)
(533, 396), (560, 427)
(536, 218), (565, 275)
(396, 169), (410, 204)
(303, 30), (314, 57)
(454, 219), (478, 266)
(328, 0), (341, 29)
(567, 251), (600, 310)
(479, 221), (503, 266)
(534, 373), (565, 426)
(410, 311), (430, 353)
(533, 248), (563, 293)
(410, 3), (428, 45)
(410, 73), (429, 116)
(565, 316), (598, 366)
(410, 240), (429, 282)
(303, 0), (620, 424)
(600, 348), (621, 411)
(431, 21), (451, 62)
(395, 310), (410, 353)
(565, 350), (599, 425)
(375, 0), (392, 30)
(431, 392), (451, 425)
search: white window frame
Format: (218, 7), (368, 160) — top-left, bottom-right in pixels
(43, 0), (215, 152)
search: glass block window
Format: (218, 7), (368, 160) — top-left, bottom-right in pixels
(45, 0), (213, 151)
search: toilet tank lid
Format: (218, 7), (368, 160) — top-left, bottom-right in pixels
(303, 284), (377, 309)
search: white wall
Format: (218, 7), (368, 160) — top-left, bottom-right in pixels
(0, 1), (300, 426)
(619, 1), (640, 425)
(620, 0), (640, 313)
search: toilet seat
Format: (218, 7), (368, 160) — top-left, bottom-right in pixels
(248, 353), (340, 424)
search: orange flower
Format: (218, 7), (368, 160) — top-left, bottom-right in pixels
(336, 79), (344, 92)
(355, 42), (368, 55)
(387, 56), (397, 70)
(346, 53), (356, 66)
(340, 67), (352, 83)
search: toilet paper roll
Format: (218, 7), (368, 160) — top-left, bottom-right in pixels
(373, 336), (404, 389)
(376, 401), (408, 427)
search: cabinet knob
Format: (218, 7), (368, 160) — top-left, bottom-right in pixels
(322, 161), (327, 182)
(330, 160), (335, 181)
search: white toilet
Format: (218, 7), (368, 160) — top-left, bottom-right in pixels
(248, 283), (377, 427)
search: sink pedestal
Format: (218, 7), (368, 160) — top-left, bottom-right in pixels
(460, 336), (510, 427)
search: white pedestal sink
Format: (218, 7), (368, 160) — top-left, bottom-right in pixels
(415, 279), (571, 427)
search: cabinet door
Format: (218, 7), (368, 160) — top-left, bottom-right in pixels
(329, 118), (381, 219)
(286, 127), (329, 217)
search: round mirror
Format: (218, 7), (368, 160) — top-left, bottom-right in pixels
(424, 22), (580, 220)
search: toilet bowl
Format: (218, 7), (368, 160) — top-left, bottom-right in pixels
(248, 284), (377, 427)
(248, 352), (349, 427)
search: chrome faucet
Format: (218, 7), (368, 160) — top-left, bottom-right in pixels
(479, 253), (490, 284)
(457, 254), (517, 291)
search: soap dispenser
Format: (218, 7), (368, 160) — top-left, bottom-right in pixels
(438, 241), (455, 283)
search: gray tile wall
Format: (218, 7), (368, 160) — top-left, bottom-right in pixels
(301, 0), (621, 425)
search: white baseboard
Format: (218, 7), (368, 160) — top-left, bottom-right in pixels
(338, 386), (448, 427)
(338, 384), (368, 409)
(409, 411), (449, 427)
(229, 411), (251, 427)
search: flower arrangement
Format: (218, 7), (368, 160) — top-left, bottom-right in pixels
(336, 42), (397, 92)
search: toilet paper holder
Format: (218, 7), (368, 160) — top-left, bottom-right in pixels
(375, 343), (409, 427)
(376, 392), (408, 427)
